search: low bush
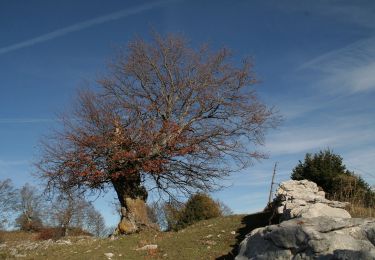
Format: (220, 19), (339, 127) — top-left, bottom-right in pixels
(36, 228), (64, 240)
(15, 214), (43, 232)
(67, 227), (92, 236)
(167, 193), (222, 231)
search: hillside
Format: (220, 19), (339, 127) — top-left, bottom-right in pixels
(0, 213), (271, 260)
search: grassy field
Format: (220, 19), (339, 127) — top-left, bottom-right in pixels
(0, 212), (272, 260)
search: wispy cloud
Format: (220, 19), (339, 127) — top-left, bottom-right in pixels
(0, 0), (174, 55)
(266, 119), (374, 156)
(321, 2), (375, 29)
(344, 148), (375, 180)
(0, 159), (29, 166)
(275, 1), (375, 29)
(300, 37), (375, 93)
(0, 118), (59, 124)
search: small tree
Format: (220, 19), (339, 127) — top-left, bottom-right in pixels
(48, 189), (87, 236)
(47, 188), (106, 237)
(85, 206), (106, 237)
(15, 184), (44, 232)
(217, 200), (233, 216)
(0, 179), (18, 229)
(291, 149), (373, 204)
(37, 33), (279, 234)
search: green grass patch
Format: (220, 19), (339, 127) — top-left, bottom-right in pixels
(0, 213), (272, 260)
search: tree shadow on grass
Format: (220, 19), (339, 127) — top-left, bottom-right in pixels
(216, 211), (279, 260)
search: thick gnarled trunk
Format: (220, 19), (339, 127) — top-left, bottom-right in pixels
(111, 173), (149, 235)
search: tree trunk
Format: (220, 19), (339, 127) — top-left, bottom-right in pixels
(111, 173), (149, 235)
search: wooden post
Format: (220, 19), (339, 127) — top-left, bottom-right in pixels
(268, 162), (278, 205)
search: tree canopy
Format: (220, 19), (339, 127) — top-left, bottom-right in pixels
(37, 33), (279, 234)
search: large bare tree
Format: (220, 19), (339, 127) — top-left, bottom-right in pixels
(37, 34), (279, 234)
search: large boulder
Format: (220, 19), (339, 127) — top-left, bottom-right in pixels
(235, 180), (374, 259)
(235, 217), (375, 260)
(276, 180), (351, 220)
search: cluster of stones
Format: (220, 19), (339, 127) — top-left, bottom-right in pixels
(236, 180), (375, 260)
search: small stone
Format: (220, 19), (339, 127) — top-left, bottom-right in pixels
(56, 239), (72, 245)
(230, 231), (236, 235)
(136, 244), (158, 251)
(206, 234), (213, 238)
(104, 252), (114, 259)
(203, 240), (217, 246)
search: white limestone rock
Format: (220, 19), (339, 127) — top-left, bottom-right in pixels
(234, 179), (374, 260)
(276, 180), (351, 220)
(235, 217), (375, 260)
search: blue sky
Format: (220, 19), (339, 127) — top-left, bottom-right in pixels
(1, 0), (375, 227)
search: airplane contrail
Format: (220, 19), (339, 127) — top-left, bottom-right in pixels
(0, 0), (173, 55)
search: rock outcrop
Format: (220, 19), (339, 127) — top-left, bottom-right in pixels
(276, 180), (351, 220)
(236, 216), (375, 260)
(236, 180), (375, 260)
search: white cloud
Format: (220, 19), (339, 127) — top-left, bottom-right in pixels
(265, 121), (374, 156)
(301, 37), (375, 93)
(0, 0), (175, 55)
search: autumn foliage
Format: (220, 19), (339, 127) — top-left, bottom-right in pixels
(37, 33), (279, 233)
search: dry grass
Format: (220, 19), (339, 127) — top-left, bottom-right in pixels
(0, 230), (37, 242)
(347, 205), (375, 218)
(0, 215), (253, 259)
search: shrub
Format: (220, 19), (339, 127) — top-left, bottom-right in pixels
(67, 227), (93, 236)
(37, 228), (64, 240)
(15, 214), (43, 232)
(291, 149), (352, 194)
(292, 150), (370, 195)
(176, 193), (221, 230)
(292, 149), (375, 212)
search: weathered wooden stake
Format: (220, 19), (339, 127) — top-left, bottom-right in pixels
(268, 162), (278, 205)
